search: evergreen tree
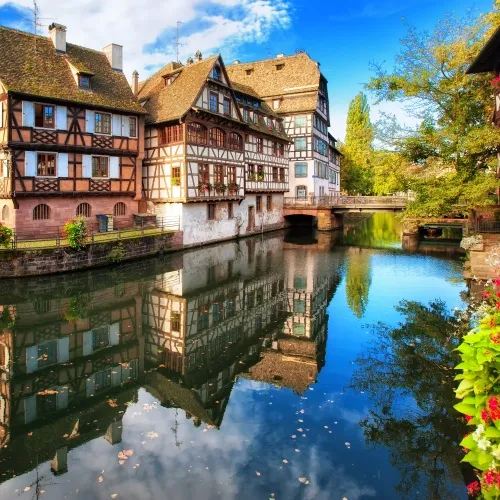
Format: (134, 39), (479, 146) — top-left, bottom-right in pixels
(341, 92), (374, 194)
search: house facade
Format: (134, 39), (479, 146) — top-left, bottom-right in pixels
(138, 53), (290, 247)
(227, 52), (340, 200)
(0, 24), (145, 237)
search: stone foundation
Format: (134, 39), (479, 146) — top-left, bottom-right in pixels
(466, 233), (500, 281)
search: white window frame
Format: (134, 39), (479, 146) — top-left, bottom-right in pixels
(91, 155), (110, 179)
(94, 112), (112, 136)
(34, 102), (56, 130)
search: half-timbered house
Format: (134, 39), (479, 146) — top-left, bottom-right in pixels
(0, 24), (146, 237)
(227, 52), (338, 200)
(328, 133), (341, 194)
(138, 53), (289, 246)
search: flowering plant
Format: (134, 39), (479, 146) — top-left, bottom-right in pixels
(213, 182), (226, 194)
(198, 182), (212, 193)
(247, 173), (256, 181)
(227, 182), (239, 194)
(171, 176), (181, 186)
(62, 217), (88, 250)
(461, 234), (483, 251)
(491, 77), (500, 88)
(454, 278), (500, 498)
(0, 223), (13, 248)
(257, 171), (265, 181)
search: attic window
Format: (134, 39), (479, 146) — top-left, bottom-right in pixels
(246, 69), (253, 76)
(213, 65), (221, 81)
(273, 99), (280, 110)
(78, 75), (91, 90)
(276, 64), (284, 70)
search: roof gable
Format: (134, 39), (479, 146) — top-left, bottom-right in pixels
(467, 26), (500, 74)
(0, 26), (144, 114)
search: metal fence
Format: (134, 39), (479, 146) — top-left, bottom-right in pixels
(283, 195), (409, 208)
(475, 220), (500, 234)
(5, 216), (180, 251)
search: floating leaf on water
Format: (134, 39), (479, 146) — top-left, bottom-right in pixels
(98, 475), (104, 483)
(256, 472), (261, 476)
(298, 477), (309, 484)
(282, 459), (288, 464)
(23, 487), (30, 492)
(291, 435), (296, 439)
(146, 431), (158, 439)
(111, 495), (118, 499)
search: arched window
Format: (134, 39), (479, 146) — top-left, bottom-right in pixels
(1, 205), (8, 221)
(114, 202), (126, 216)
(187, 122), (207, 145)
(227, 132), (243, 151)
(33, 204), (50, 220)
(76, 203), (91, 218)
(296, 185), (307, 199)
(209, 128), (226, 148)
(213, 65), (221, 81)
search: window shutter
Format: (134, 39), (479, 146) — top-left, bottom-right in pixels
(122, 116), (130, 137)
(111, 365), (122, 387)
(58, 336), (69, 363)
(24, 395), (37, 424)
(26, 345), (38, 374)
(85, 110), (95, 133)
(22, 101), (34, 127)
(86, 374), (96, 398)
(83, 330), (93, 355)
(56, 385), (69, 410)
(109, 156), (120, 179)
(25, 151), (37, 177)
(112, 114), (122, 136)
(109, 323), (120, 345)
(58, 153), (69, 178)
(82, 155), (92, 178)
(56, 106), (68, 130)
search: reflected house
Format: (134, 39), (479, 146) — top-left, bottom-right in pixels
(0, 280), (145, 480)
(143, 235), (290, 427)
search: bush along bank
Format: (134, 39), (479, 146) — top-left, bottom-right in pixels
(454, 279), (500, 498)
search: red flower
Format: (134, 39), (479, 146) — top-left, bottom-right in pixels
(484, 470), (496, 486)
(495, 278), (500, 288)
(491, 333), (500, 344)
(491, 408), (500, 421)
(465, 415), (473, 422)
(489, 318), (498, 328)
(467, 481), (480, 495)
(492, 77), (500, 87)
(496, 302), (500, 310)
(481, 409), (490, 423)
(489, 397), (499, 411)
(483, 291), (493, 298)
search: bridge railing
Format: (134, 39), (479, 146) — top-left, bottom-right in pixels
(283, 195), (409, 208)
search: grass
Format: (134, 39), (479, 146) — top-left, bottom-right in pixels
(1, 227), (175, 251)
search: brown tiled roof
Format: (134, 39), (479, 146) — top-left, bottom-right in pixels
(138, 55), (221, 124)
(227, 52), (322, 99)
(0, 26), (144, 114)
(274, 93), (318, 114)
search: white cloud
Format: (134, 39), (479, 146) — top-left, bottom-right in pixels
(0, 0), (292, 80)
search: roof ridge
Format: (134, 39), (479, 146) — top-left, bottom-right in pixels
(227, 52), (312, 67)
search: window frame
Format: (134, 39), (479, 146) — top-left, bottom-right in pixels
(227, 132), (243, 151)
(209, 127), (226, 148)
(113, 202), (127, 217)
(256, 137), (263, 154)
(223, 97), (231, 117)
(33, 204), (50, 221)
(266, 195), (272, 211)
(214, 165), (224, 184)
(208, 203), (216, 220)
(199, 163), (210, 183)
(209, 92), (219, 113)
(228, 202), (234, 219)
(36, 153), (57, 177)
(76, 202), (92, 218)
(295, 137), (307, 151)
(296, 185), (307, 199)
(295, 115), (306, 127)
(94, 112), (112, 135)
(129, 116), (137, 138)
(295, 162), (308, 178)
(34, 103), (55, 129)
(187, 122), (207, 145)
(78, 74), (91, 90)
(256, 195), (262, 213)
(91, 155), (109, 178)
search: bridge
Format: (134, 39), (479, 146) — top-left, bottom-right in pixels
(283, 195), (409, 231)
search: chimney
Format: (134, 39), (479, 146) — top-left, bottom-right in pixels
(277, 53), (284, 58)
(234, 60), (240, 64)
(103, 43), (123, 72)
(132, 70), (139, 95)
(195, 50), (202, 62)
(186, 57), (194, 66)
(49, 23), (67, 53)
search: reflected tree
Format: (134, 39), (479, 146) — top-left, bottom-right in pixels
(345, 248), (372, 318)
(343, 213), (402, 249)
(350, 300), (473, 499)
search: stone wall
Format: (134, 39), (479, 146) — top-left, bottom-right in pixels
(465, 233), (500, 281)
(0, 231), (183, 278)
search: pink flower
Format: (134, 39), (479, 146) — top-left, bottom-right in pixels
(467, 481), (480, 495)
(481, 409), (490, 423)
(465, 415), (473, 422)
(484, 470), (496, 486)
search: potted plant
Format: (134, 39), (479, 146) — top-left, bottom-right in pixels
(171, 177), (181, 186)
(0, 224), (13, 248)
(228, 182), (240, 194)
(248, 173), (256, 181)
(214, 182), (226, 194)
(198, 182), (212, 194)
(257, 171), (265, 181)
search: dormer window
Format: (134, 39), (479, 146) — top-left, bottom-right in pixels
(276, 64), (284, 70)
(243, 109), (249, 122)
(246, 69), (253, 76)
(78, 74), (91, 90)
(213, 65), (221, 81)
(253, 112), (259, 124)
(273, 99), (280, 110)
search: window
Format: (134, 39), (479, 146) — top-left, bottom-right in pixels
(33, 204), (50, 220)
(208, 203), (216, 220)
(34, 104), (55, 129)
(228, 202), (234, 218)
(92, 326), (110, 350)
(253, 112), (259, 124)
(314, 137), (327, 155)
(1, 205), (8, 221)
(76, 203), (91, 217)
(213, 303), (223, 324)
(279, 144), (285, 157)
(95, 368), (112, 392)
(227, 166), (236, 184)
(295, 115), (306, 127)
(114, 202), (126, 216)
(267, 195), (272, 211)
(129, 117), (137, 138)
(37, 153), (56, 176)
(272, 167), (278, 181)
(296, 185), (307, 198)
(294, 276), (307, 289)
(187, 122), (207, 144)
(276, 63), (284, 70)
(78, 74), (91, 90)
(210, 127), (225, 148)
(159, 124), (183, 145)
(273, 99), (280, 109)
(295, 138), (307, 151)
(213, 65), (221, 81)
(38, 340), (57, 368)
(92, 156), (108, 177)
(256, 195), (262, 213)
(256, 137), (263, 153)
(199, 311), (209, 330)
(214, 165), (224, 183)
(279, 168), (285, 182)
(248, 164), (255, 180)
(210, 92), (218, 112)
(95, 112), (111, 135)
(267, 118), (274, 131)
(293, 323), (305, 336)
(294, 299), (306, 313)
(223, 98), (231, 116)
(37, 392), (57, 417)
(227, 132), (243, 151)
(257, 165), (264, 180)
(243, 109), (249, 121)
(199, 164), (209, 183)
(171, 166), (181, 186)
(295, 162), (307, 177)
(171, 312), (181, 332)
(245, 69), (253, 75)
(272, 142), (278, 155)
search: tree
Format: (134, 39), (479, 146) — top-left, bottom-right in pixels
(341, 92), (374, 194)
(367, 12), (500, 216)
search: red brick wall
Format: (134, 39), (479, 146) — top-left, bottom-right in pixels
(0, 199), (16, 230)
(14, 196), (139, 237)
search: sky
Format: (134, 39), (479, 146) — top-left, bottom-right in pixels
(0, 0), (495, 140)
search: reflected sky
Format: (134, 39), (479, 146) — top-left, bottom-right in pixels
(0, 215), (466, 499)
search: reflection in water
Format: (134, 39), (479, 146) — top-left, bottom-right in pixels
(0, 216), (468, 499)
(343, 213), (402, 249)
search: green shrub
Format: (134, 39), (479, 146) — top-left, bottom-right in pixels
(107, 242), (125, 263)
(0, 224), (13, 248)
(63, 217), (88, 250)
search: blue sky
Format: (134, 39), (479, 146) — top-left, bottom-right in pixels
(0, 0), (495, 139)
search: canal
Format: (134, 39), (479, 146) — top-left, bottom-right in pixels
(0, 213), (467, 499)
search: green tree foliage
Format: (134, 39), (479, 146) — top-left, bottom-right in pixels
(367, 11), (500, 216)
(372, 150), (410, 195)
(341, 92), (374, 194)
(345, 247), (371, 318)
